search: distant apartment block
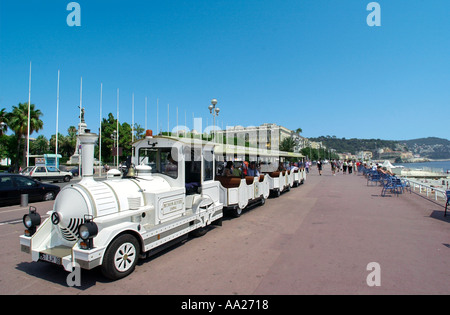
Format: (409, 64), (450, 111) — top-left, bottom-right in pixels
(214, 123), (318, 153)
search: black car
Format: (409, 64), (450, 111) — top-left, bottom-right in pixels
(0, 173), (61, 206)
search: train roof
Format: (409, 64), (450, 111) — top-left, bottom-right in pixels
(215, 144), (304, 158)
(134, 135), (304, 158)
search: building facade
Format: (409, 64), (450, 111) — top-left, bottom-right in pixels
(214, 123), (313, 153)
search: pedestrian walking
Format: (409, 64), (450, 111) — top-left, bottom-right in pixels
(331, 159), (336, 176)
(317, 159), (323, 176)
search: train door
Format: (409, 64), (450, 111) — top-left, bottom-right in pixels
(184, 145), (202, 195)
(201, 145), (219, 204)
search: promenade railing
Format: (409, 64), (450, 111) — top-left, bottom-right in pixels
(359, 165), (450, 214)
(403, 178), (448, 202)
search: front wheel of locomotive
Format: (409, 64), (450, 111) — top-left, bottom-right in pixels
(101, 234), (141, 280)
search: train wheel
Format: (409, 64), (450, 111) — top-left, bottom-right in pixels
(101, 234), (140, 280)
(190, 226), (208, 237)
(232, 206), (242, 218)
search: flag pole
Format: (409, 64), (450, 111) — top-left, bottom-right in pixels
(99, 83), (102, 177)
(156, 98), (159, 135)
(78, 76), (82, 178)
(26, 61), (32, 168)
(145, 96), (148, 131)
(132, 93), (134, 143)
(55, 69), (60, 167)
(116, 88), (119, 169)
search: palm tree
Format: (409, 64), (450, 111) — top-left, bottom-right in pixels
(7, 102), (43, 171)
(66, 125), (77, 156)
(280, 137), (296, 152)
(31, 135), (49, 155)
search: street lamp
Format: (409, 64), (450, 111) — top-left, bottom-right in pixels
(208, 98), (220, 141)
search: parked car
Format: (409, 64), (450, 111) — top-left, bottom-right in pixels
(0, 173), (60, 206)
(21, 166), (73, 182)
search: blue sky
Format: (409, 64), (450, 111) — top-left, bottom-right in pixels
(0, 0), (449, 141)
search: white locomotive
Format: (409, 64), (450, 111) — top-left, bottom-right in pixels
(20, 129), (305, 280)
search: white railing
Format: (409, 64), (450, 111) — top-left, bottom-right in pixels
(404, 178), (448, 202)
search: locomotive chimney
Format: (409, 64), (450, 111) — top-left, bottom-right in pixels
(79, 130), (98, 182)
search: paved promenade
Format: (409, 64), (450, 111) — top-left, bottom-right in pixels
(1, 167), (448, 294)
(254, 168), (449, 294)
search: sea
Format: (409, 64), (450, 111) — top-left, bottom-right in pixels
(393, 160), (450, 173)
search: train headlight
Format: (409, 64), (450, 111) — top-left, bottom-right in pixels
(23, 207), (41, 236)
(79, 223), (97, 240)
(78, 215), (98, 249)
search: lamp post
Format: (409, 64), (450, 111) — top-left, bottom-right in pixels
(208, 98), (220, 141)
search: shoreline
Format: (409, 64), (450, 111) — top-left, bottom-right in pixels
(400, 158), (450, 163)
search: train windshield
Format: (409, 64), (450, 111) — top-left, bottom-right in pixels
(138, 147), (178, 179)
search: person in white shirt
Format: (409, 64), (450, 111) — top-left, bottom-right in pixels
(290, 162), (299, 171)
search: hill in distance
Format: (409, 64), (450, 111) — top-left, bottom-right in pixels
(399, 137), (450, 159)
(308, 136), (450, 159)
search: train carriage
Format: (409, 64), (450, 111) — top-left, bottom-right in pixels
(259, 150), (305, 197)
(214, 144), (304, 211)
(19, 128), (305, 281)
(284, 151), (306, 187)
(214, 144), (276, 216)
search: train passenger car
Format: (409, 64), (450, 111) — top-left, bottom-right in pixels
(214, 144), (304, 214)
(214, 144), (271, 217)
(259, 150), (305, 197)
(20, 130), (223, 280)
(283, 151), (306, 188)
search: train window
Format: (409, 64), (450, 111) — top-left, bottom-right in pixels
(138, 147), (178, 179)
(203, 149), (214, 182)
(185, 147), (201, 184)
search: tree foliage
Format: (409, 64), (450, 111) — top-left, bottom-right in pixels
(280, 137), (296, 152)
(100, 113), (135, 163)
(6, 102), (44, 171)
(308, 136), (405, 156)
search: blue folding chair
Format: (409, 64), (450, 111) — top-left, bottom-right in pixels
(400, 178), (411, 194)
(381, 176), (396, 196)
(367, 172), (382, 186)
(392, 177), (405, 195)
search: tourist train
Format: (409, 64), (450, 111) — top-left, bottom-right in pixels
(20, 129), (306, 280)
